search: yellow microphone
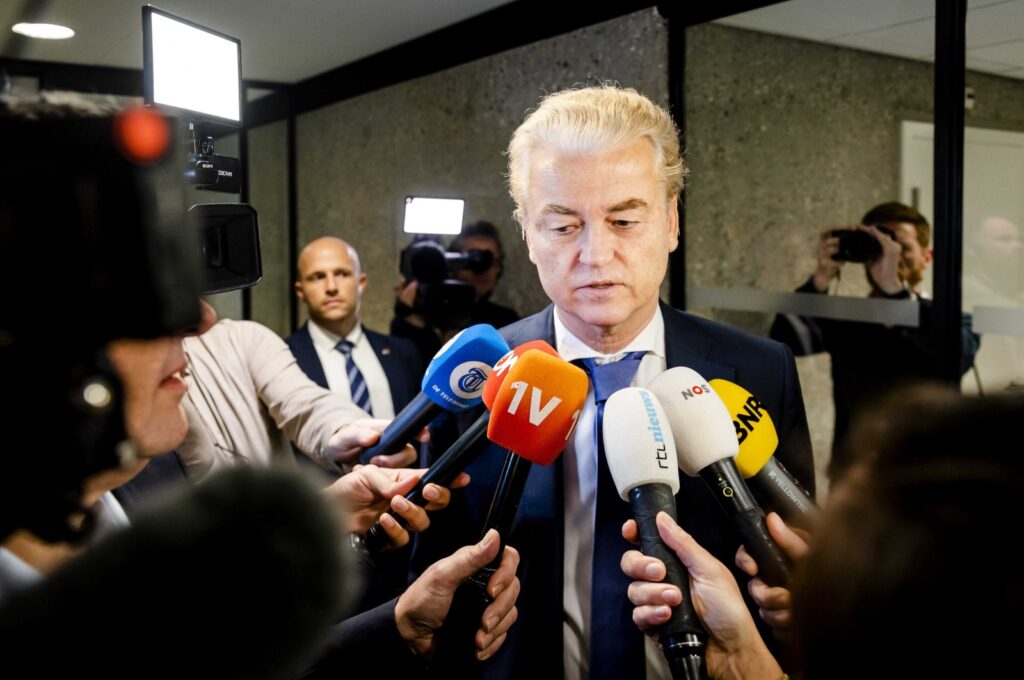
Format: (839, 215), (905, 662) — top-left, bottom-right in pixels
(710, 379), (820, 529)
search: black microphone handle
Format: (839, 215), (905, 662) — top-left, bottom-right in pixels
(359, 392), (441, 463)
(407, 411), (490, 504)
(699, 461), (790, 587)
(468, 450), (531, 598)
(751, 458), (821, 529)
(434, 450), (529, 672)
(358, 413), (491, 557)
(629, 484), (709, 680)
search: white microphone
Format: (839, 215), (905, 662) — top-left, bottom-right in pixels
(648, 368), (790, 587)
(605, 388), (708, 680)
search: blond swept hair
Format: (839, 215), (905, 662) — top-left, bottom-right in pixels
(506, 84), (686, 226)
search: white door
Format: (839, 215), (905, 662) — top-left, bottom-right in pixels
(901, 121), (1024, 393)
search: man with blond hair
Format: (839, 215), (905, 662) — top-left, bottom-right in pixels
(414, 84), (814, 680)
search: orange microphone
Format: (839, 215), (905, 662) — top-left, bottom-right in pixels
(473, 349), (588, 579)
(435, 350), (588, 666)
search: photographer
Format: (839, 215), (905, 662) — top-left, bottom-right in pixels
(770, 201), (979, 478)
(449, 220), (521, 329)
(391, 223), (520, 366)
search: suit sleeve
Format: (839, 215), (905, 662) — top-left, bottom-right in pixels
(773, 341), (816, 498)
(297, 598), (423, 677)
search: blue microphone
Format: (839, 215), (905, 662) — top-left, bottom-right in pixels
(359, 324), (509, 464)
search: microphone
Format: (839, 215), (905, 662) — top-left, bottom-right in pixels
(355, 340), (560, 557)
(359, 324), (509, 464)
(648, 368), (790, 587)
(604, 388), (709, 680)
(0, 466), (353, 677)
(435, 349), (587, 668)
(472, 349), (588, 580)
(709, 379), (820, 529)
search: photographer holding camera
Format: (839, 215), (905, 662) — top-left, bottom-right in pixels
(391, 222), (520, 366)
(770, 201), (980, 479)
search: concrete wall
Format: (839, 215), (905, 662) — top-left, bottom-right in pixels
(289, 8), (668, 333)
(247, 120), (290, 337)
(685, 22), (1024, 332)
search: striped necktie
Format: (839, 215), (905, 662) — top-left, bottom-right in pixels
(337, 339), (373, 416)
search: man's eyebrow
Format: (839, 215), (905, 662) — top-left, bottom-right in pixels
(540, 204), (579, 216)
(608, 198), (648, 212)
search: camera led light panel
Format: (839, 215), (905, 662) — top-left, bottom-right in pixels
(144, 7), (241, 124)
(403, 197), (465, 235)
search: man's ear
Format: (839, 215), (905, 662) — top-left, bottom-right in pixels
(522, 221), (538, 265)
(924, 247), (934, 267)
(294, 281), (305, 301)
(666, 195), (680, 253)
(357, 272), (368, 295)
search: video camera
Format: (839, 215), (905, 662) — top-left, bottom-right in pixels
(396, 196), (494, 331)
(398, 238), (497, 332)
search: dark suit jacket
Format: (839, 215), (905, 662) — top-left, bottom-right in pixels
(286, 322), (423, 413)
(413, 302), (814, 680)
(769, 277), (979, 477)
(299, 598), (423, 678)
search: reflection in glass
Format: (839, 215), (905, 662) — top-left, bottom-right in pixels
(962, 1), (1024, 394)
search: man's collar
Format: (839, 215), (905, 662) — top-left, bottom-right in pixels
(308, 319), (363, 351)
(552, 307), (665, 363)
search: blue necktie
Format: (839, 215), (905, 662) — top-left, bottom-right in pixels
(576, 351), (647, 680)
(337, 339), (373, 416)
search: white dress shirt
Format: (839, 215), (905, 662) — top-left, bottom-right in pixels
(554, 307), (672, 680)
(307, 320), (396, 420)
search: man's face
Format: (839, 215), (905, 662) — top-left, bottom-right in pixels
(295, 240), (367, 329)
(883, 221), (933, 288)
(455, 236), (502, 302)
(522, 137), (679, 347)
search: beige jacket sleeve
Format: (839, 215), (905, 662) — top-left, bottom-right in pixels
(181, 319), (367, 478)
(237, 320), (368, 469)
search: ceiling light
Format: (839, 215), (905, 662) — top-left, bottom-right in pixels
(11, 23), (75, 40)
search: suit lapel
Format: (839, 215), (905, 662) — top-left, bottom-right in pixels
(661, 302), (737, 381)
(364, 327), (418, 410)
(291, 324), (329, 389)
(500, 307), (565, 673)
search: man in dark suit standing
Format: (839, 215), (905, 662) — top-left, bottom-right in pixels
(414, 85), (814, 680)
(288, 237), (423, 423)
(288, 236), (424, 611)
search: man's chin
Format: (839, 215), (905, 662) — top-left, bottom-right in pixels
(558, 304), (632, 333)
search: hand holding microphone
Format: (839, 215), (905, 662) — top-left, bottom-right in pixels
(604, 388), (708, 680)
(323, 464), (469, 545)
(735, 511), (810, 639)
(622, 512), (785, 680)
(356, 341), (559, 557)
(649, 368), (791, 587)
(434, 348), (586, 667)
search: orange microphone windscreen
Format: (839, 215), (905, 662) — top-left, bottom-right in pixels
(482, 340), (559, 410)
(487, 349), (588, 465)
